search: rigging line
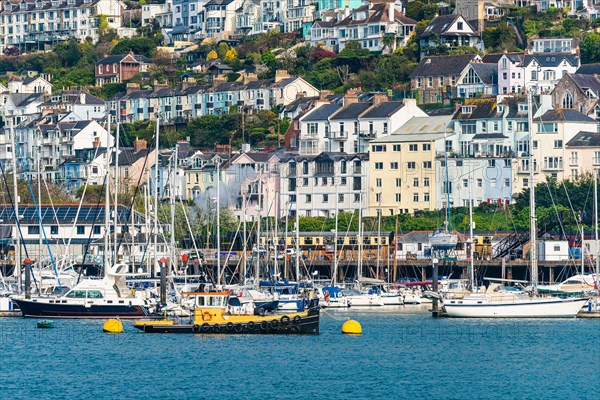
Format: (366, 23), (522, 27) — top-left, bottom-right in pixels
(60, 144), (101, 273)
(77, 173), (106, 284)
(19, 158), (61, 287)
(0, 160), (39, 292)
(114, 136), (152, 259)
(42, 177), (66, 264)
(177, 196), (217, 287)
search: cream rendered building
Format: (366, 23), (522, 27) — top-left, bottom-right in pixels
(368, 115), (454, 216)
(564, 132), (600, 180)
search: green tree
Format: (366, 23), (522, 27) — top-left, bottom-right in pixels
(111, 37), (156, 57)
(580, 32), (600, 64)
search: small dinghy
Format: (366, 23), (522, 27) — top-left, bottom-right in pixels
(37, 320), (55, 329)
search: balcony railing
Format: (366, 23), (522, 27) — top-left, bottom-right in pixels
(329, 131), (346, 140)
(359, 130), (376, 138)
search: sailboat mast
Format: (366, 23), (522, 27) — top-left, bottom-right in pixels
(295, 185), (300, 281)
(9, 116), (21, 283)
(170, 144), (177, 275)
(104, 116), (111, 272)
(357, 193), (363, 280)
(376, 192), (382, 279)
(594, 168), (599, 291)
(255, 168), (261, 285)
(113, 121), (119, 265)
(468, 164), (475, 291)
(216, 161), (221, 286)
(36, 134), (42, 286)
(274, 193), (279, 279)
(153, 117), (159, 278)
(527, 91), (538, 294)
(332, 185), (339, 286)
(444, 129), (450, 230)
(242, 193), (247, 284)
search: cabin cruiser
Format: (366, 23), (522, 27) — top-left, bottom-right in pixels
(12, 264), (151, 319)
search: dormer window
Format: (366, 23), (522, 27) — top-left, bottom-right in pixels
(462, 106), (474, 115)
(36, 2), (42, 8)
(518, 104), (528, 112)
(497, 104), (504, 113)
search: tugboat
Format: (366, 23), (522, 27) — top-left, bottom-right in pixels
(134, 290), (320, 334)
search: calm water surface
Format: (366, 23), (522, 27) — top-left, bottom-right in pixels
(1, 307), (598, 399)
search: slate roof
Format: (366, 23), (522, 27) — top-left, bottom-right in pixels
(453, 98), (498, 120)
(569, 73), (600, 94)
(97, 54), (151, 65)
(330, 102), (372, 120)
(335, 3), (416, 27)
(111, 148), (152, 166)
(576, 63), (600, 75)
(473, 133), (507, 139)
(409, 54), (478, 78)
(481, 52), (522, 63)
(470, 63), (498, 84)
(302, 103), (342, 121)
(360, 101), (404, 118)
(420, 14), (477, 38)
(539, 109), (596, 122)
(565, 131), (600, 147)
(522, 53), (579, 68)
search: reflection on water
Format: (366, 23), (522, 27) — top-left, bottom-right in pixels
(1, 309), (598, 399)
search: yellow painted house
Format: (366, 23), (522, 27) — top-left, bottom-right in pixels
(368, 115), (454, 216)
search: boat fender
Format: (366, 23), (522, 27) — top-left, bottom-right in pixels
(270, 319), (279, 329)
(280, 315), (290, 325)
(235, 324), (243, 333)
(212, 324), (221, 333)
(201, 323), (211, 332)
(247, 321), (255, 330)
(202, 311), (212, 321)
(293, 315), (301, 324)
(259, 308), (265, 317)
(226, 322), (234, 331)
(260, 321), (269, 331)
(192, 324), (201, 333)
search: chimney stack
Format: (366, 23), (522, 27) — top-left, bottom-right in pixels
(126, 83), (140, 95)
(134, 137), (147, 153)
(388, 2), (394, 23)
(372, 93), (389, 106)
(181, 77), (196, 91)
(343, 88), (361, 106)
(275, 69), (291, 83)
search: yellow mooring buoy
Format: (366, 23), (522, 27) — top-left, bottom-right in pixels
(341, 319), (362, 335)
(103, 318), (123, 333)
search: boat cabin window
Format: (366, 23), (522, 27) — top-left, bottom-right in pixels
(196, 296), (206, 307)
(208, 296), (225, 307)
(66, 290), (87, 298)
(87, 290), (103, 299)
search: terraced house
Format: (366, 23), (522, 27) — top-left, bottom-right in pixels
(0, 0), (124, 53)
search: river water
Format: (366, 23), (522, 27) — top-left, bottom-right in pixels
(1, 307), (598, 399)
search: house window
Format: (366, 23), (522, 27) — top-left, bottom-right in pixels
(424, 192), (430, 202)
(323, 194), (329, 203)
(457, 22), (463, 30)
(422, 144), (431, 151)
(554, 140), (562, 149)
(393, 145), (401, 152)
(424, 178), (430, 187)
(375, 193), (381, 202)
(395, 178), (401, 187)
(50, 226), (58, 235)
(390, 162), (398, 169)
(413, 178), (419, 187)
(413, 193), (419, 202)
(409, 144), (417, 152)
(504, 178), (510, 187)
(395, 193), (401, 202)
(477, 178), (482, 187)
(306, 194), (312, 203)
(428, 77), (433, 87)
(376, 178), (382, 187)
(407, 162), (416, 170)
(374, 162), (383, 170)
(562, 91), (574, 109)
(77, 226), (85, 235)
(423, 161), (432, 169)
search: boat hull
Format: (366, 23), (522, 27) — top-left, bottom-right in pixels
(134, 308), (320, 335)
(443, 297), (588, 318)
(13, 299), (150, 319)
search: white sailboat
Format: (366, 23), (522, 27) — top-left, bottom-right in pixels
(442, 102), (589, 317)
